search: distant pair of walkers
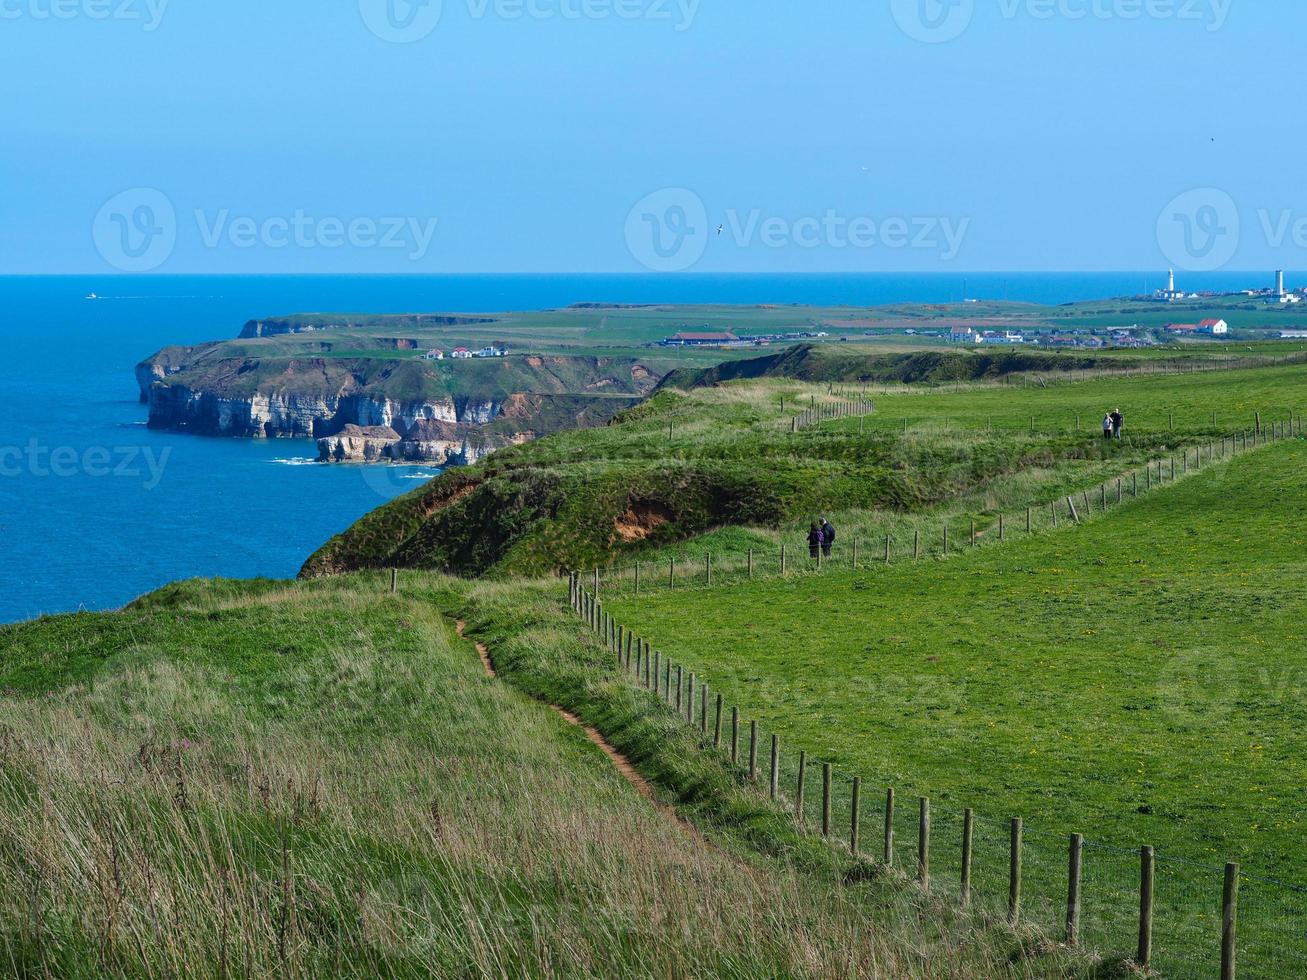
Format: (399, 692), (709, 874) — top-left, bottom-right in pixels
(1102, 408), (1124, 440)
(808, 518), (836, 560)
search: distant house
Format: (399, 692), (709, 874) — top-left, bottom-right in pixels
(1198, 319), (1230, 335)
(423, 348), (445, 360)
(450, 347), (473, 360)
(473, 345), (507, 358)
(949, 326), (978, 343)
(663, 331), (739, 347)
(1165, 323), (1200, 334)
(1280, 330), (1307, 340)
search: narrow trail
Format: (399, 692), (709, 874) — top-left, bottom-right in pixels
(456, 620), (658, 802)
(454, 620), (728, 856)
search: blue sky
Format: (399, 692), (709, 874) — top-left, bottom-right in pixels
(0, 0), (1301, 273)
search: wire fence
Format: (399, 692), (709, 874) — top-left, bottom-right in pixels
(590, 416), (1302, 601)
(565, 418), (1307, 978)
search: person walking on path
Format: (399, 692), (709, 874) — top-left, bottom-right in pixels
(820, 518), (836, 558)
(1110, 408), (1124, 440)
(1102, 413), (1113, 441)
(807, 523), (824, 560)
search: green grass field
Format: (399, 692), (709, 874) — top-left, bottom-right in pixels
(603, 439), (1307, 977)
(0, 574), (1088, 978)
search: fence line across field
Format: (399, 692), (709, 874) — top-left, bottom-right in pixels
(558, 417), (1306, 979)
(593, 415), (1301, 600)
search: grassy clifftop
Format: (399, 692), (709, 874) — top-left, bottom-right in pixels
(660, 343), (1116, 388)
(304, 355), (1307, 582)
(0, 574), (1069, 977)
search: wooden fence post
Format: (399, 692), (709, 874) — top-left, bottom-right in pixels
(769, 734), (779, 800)
(781, 544), (787, 576)
(748, 549), (754, 580)
(999, 514), (1005, 541)
(1066, 834), (1083, 946)
(635, 562), (641, 595)
(748, 721), (758, 781)
(1222, 862), (1240, 980)
(850, 777), (861, 856)
(390, 567), (398, 594)
(669, 557), (675, 589)
(852, 540), (858, 570)
(943, 526), (949, 554)
(885, 535), (891, 564)
(1027, 507), (1032, 533)
(713, 694), (723, 748)
(1138, 846), (1154, 970)
(914, 530), (920, 560)
(884, 788), (895, 865)
(653, 650), (660, 692)
(918, 797), (931, 889)
(961, 808), (974, 906)
(822, 763), (832, 837)
(795, 751), (807, 820)
(675, 666), (682, 713)
(686, 673), (695, 723)
(730, 707), (739, 764)
(705, 553), (712, 587)
(1067, 496), (1079, 524)
(1009, 818), (1023, 924)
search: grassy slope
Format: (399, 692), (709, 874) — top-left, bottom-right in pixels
(303, 359), (1307, 582)
(0, 576), (1082, 979)
(604, 441), (1307, 975)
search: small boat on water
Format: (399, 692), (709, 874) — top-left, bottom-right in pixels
(85, 293), (99, 300)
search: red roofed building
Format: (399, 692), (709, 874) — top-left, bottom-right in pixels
(1198, 318), (1230, 335)
(1165, 323), (1200, 333)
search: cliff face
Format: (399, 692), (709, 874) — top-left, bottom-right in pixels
(146, 385), (506, 440)
(139, 350), (659, 466)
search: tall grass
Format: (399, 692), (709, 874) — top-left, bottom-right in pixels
(0, 578), (1076, 977)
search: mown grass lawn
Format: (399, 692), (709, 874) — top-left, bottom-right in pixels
(607, 440), (1307, 879)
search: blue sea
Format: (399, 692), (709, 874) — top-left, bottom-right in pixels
(0, 272), (1283, 625)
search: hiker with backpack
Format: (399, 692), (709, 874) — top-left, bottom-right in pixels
(807, 523), (824, 560)
(820, 518), (835, 558)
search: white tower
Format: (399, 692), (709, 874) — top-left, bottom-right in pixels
(1276, 270), (1286, 298)
(1168, 269), (1176, 294)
